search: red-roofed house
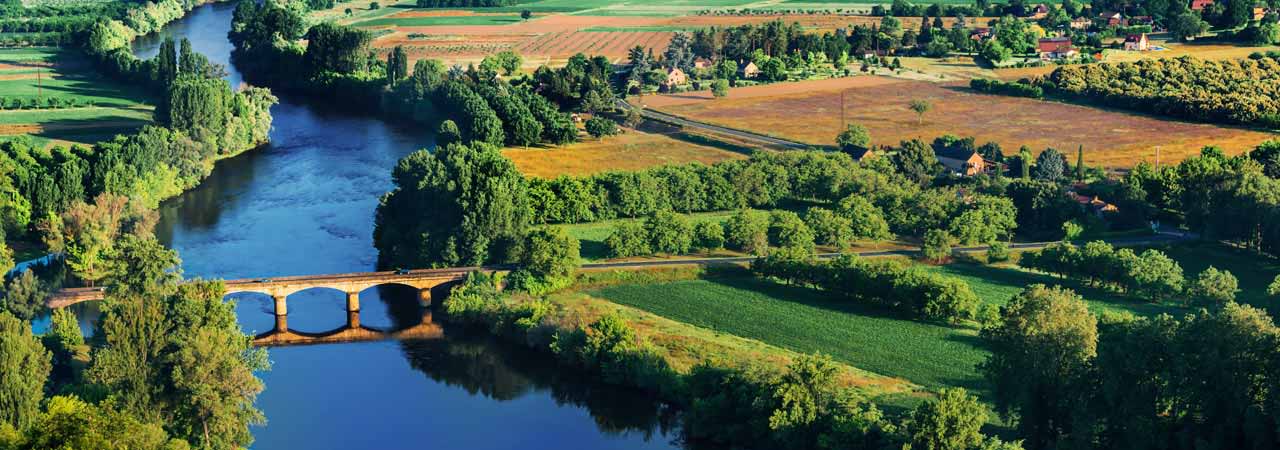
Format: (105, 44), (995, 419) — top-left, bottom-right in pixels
(1038, 37), (1078, 60)
(1097, 11), (1124, 26)
(1028, 4), (1051, 19)
(1190, 0), (1214, 11)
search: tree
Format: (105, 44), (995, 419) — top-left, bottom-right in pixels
(768, 211), (815, 256)
(1169, 11), (1209, 41)
(893, 139), (942, 185)
(0, 311), (51, 431)
(1033, 148), (1066, 182)
(1128, 249), (1183, 301)
(909, 388), (988, 450)
(804, 208), (854, 249)
(908, 99), (932, 125)
(693, 221), (725, 250)
(1074, 145), (1085, 181)
(711, 78), (729, 98)
(42, 193), (155, 287)
(386, 46), (408, 86)
(835, 124), (871, 151)
(761, 58), (788, 82)
(980, 39), (1012, 63)
(369, 1), (379, 9)
(645, 210), (693, 255)
(436, 120), (462, 147)
(373, 143), (531, 268)
(920, 229), (954, 263)
(837, 195), (893, 241)
(521, 9), (532, 21)
(1270, 274), (1280, 297)
(981, 285), (1097, 450)
(725, 209), (770, 254)
(1188, 266), (1238, 306)
(1061, 220), (1083, 242)
(605, 222), (650, 258)
(508, 227), (580, 293)
(1, 269), (43, 320)
(1018, 147), (1032, 180)
(585, 117), (619, 139)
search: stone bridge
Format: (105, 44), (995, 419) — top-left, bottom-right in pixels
(48, 267), (484, 310)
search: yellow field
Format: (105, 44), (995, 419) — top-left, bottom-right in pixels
(504, 125), (747, 178)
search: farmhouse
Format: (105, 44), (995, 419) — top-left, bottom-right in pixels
(1038, 37), (1078, 60)
(1254, 7), (1268, 20)
(1190, 0), (1213, 11)
(739, 61), (760, 79)
(693, 57), (712, 70)
(970, 27), (994, 42)
(1096, 12), (1124, 27)
(664, 67), (687, 88)
(1069, 17), (1091, 29)
(1124, 33), (1150, 51)
(1070, 192), (1120, 217)
(935, 147), (987, 176)
(845, 146), (876, 162)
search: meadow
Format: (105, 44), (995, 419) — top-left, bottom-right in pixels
(504, 122), (748, 178)
(649, 75), (1277, 168)
(0, 48), (154, 147)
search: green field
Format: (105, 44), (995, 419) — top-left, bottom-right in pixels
(0, 48), (154, 146)
(590, 275), (992, 393)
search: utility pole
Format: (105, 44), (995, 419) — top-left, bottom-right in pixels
(1155, 145), (1161, 169)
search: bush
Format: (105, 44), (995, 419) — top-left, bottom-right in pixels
(711, 79), (729, 98)
(970, 78), (1043, 98)
(986, 241), (1010, 263)
(507, 227), (580, 295)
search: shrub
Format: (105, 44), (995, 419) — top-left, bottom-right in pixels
(920, 229), (953, 263)
(753, 255), (977, 322)
(986, 241), (1010, 263)
(585, 117), (619, 138)
(507, 227), (580, 295)
(970, 78), (1043, 98)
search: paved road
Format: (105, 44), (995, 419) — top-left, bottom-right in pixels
(615, 99), (810, 150)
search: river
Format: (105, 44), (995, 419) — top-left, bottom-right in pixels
(127, 3), (687, 449)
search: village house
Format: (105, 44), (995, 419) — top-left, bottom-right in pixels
(845, 146), (876, 162)
(935, 147), (987, 176)
(664, 67), (687, 88)
(1038, 37), (1078, 60)
(1096, 11), (1124, 27)
(1124, 33), (1150, 51)
(1069, 16), (1092, 30)
(970, 27), (994, 42)
(1254, 7), (1268, 21)
(1190, 0), (1214, 11)
(738, 61), (760, 79)
(1070, 192), (1120, 218)
(693, 57), (713, 70)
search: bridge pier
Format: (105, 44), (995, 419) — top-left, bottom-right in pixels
(273, 294), (288, 316)
(346, 309), (361, 329)
(274, 314), (288, 333)
(346, 291), (360, 312)
(418, 288), (432, 306)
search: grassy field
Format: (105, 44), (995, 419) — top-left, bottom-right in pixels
(590, 275), (991, 395)
(649, 75), (1277, 168)
(353, 14), (525, 27)
(0, 48), (154, 147)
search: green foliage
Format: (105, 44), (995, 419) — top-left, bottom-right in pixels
(986, 241), (1010, 263)
(920, 229), (953, 263)
(1047, 56), (1280, 126)
(1032, 147), (1066, 182)
(692, 220), (724, 251)
(980, 284), (1097, 449)
(480, 50), (522, 76)
(303, 22), (373, 75)
(374, 143), (531, 268)
(949, 196), (1018, 246)
(507, 227), (580, 295)
(752, 255), (978, 322)
(979, 39), (1012, 63)
(604, 221), (651, 258)
(908, 99), (932, 125)
(0, 310), (51, 431)
(804, 207), (854, 250)
(584, 117), (619, 139)
(893, 139), (942, 185)
(7, 395), (185, 450)
(644, 210), (693, 255)
(1, 269), (44, 320)
(436, 120), (462, 147)
(835, 124), (870, 151)
(908, 387), (987, 450)
(710, 78), (729, 98)
(767, 210), (815, 256)
(1188, 265), (1238, 306)
(725, 209), (770, 255)
(836, 195), (893, 241)
(386, 45), (408, 85)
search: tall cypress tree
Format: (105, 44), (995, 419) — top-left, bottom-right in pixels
(1075, 145), (1085, 181)
(156, 38), (178, 88)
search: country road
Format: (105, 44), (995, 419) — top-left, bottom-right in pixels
(615, 99), (811, 150)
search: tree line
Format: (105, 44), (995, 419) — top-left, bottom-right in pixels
(753, 254), (980, 322)
(1040, 55), (1280, 127)
(982, 283), (1280, 450)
